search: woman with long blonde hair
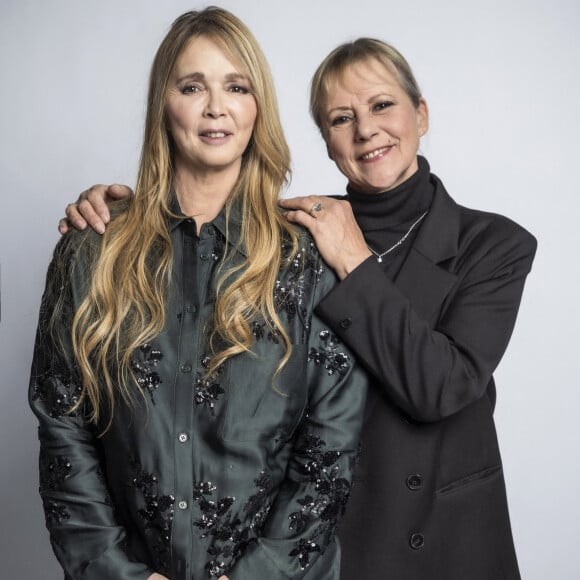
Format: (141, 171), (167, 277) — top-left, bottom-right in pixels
(29, 7), (366, 579)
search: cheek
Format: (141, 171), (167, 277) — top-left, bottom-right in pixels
(165, 100), (195, 133)
(325, 135), (348, 162)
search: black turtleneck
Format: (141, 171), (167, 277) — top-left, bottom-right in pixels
(347, 155), (435, 275)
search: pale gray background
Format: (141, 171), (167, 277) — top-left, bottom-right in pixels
(1, 0), (578, 578)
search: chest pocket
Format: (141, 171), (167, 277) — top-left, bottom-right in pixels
(221, 344), (308, 442)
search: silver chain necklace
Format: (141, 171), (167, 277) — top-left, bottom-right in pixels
(367, 210), (428, 263)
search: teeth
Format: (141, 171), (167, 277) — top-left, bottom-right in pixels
(204, 132), (227, 138)
(362, 147), (387, 160)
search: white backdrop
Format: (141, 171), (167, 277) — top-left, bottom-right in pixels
(1, 0), (579, 578)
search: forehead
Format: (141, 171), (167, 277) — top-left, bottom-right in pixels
(175, 35), (245, 74)
(326, 58), (403, 104)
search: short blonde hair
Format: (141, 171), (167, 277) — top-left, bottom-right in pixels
(310, 37), (422, 131)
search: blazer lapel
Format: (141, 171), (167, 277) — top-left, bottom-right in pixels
(394, 176), (460, 320)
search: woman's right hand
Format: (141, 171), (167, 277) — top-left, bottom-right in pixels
(58, 183), (133, 235)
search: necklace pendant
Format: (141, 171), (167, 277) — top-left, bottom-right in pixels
(377, 256), (383, 263)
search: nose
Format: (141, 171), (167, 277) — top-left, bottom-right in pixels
(203, 90), (225, 118)
(354, 112), (378, 142)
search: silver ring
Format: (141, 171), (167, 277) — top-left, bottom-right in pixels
(308, 202), (322, 216)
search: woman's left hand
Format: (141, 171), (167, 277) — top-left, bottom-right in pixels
(280, 195), (371, 280)
(217, 576), (229, 580)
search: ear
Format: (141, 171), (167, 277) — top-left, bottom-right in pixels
(417, 97), (429, 137)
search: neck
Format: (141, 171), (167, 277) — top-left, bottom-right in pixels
(174, 161), (242, 234)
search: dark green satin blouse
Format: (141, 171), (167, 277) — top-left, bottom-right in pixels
(29, 199), (367, 580)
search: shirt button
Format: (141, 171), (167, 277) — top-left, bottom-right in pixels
(200, 253), (209, 261)
(406, 474), (423, 491)
(180, 363), (192, 373)
(339, 317), (352, 329)
(409, 532), (425, 550)
(178, 500), (188, 510)
(185, 305), (196, 314)
(178, 433), (189, 443)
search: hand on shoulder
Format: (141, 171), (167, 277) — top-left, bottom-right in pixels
(58, 183), (133, 235)
(280, 195), (371, 280)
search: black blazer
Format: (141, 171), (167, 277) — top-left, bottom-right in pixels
(316, 175), (536, 580)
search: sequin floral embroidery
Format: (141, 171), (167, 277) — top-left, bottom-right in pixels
(129, 461), (174, 575)
(194, 372), (225, 413)
(192, 481), (252, 578)
(245, 471), (274, 531)
(39, 453), (71, 494)
(308, 330), (351, 376)
(131, 343), (163, 402)
(274, 241), (325, 338)
(44, 499), (71, 525)
(288, 433), (351, 570)
(31, 368), (82, 419)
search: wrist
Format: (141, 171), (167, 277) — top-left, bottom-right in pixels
(335, 249), (372, 280)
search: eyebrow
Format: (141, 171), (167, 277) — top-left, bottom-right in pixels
(175, 72), (250, 84)
(326, 92), (393, 116)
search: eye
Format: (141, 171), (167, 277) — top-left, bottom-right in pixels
(228, 84), (251, 94)
(373, 101), (393, 113)
(181, 84), (201, 95)
(330, 114), (353, 127)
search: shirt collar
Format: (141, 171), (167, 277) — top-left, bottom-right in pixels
(167, 191), (247, 257)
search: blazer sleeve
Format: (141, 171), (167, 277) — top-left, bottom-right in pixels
(28, 234), (153, 580)
(315, 216), (537, 422)
(228, 256), (368, 579)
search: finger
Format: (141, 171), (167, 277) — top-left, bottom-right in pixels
(283, 209), (319, 234)
(58, 218), (71, 235)
(77, 198), (107, 234)
(64, 204), (88, 231)
(279, 195), (323, 212)
(81, 185), (113, 224)
(107, 183), (134, 200)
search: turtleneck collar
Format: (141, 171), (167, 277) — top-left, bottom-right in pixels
(347, 155), (434, 233)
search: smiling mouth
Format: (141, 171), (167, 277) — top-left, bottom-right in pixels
(360, 146), (392, 161)
(200, 131), (231, 138)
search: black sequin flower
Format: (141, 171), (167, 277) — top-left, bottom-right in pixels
(31, 369), (82, 419)
(192, 481), (253, 578)
(129, 461), (174, 575)
(39, 453), (72, 494)
(194, 372), (225, 412)
(131, 343), (163, 402)
(308, 330), (351, 376)
(288, 433), (352, 570)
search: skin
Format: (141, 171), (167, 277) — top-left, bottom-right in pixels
(166, 35), (257, 232)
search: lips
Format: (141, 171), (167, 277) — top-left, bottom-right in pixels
(359, 145), (393, 161)
(200, 131), (231, 138)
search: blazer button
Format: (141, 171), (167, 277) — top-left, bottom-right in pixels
(409, 532), (425, 550)
(406, 474), (423, 491)
(180, 363), (192, 373)
(338, 317), (352, 329)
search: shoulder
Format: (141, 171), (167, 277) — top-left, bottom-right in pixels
(454, 205), (537, 272)
(54, 227), (102, 272)
(280, 225), (339, 298)
(44, 227), (104, 307)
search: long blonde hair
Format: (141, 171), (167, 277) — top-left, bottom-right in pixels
(67, 7), (297, 428)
